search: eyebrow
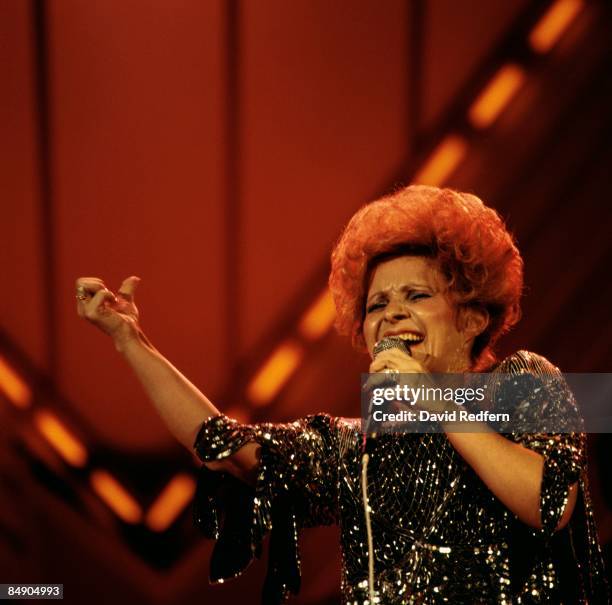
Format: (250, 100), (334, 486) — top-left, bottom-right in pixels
(366, 283), (432, 303)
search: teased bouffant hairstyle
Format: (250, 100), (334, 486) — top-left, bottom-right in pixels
(329, 185), (523, 370)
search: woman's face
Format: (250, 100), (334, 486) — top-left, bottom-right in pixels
(362, 255), (477, 372)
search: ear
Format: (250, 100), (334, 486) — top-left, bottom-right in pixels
(458, 305), (489, 341)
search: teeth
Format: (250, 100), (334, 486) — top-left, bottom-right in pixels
(396, 333), (423, 342)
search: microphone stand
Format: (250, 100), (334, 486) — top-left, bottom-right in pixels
(360, 337), (411, 604)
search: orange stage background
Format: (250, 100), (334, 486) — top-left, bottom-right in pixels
(1, 1), (611, 603)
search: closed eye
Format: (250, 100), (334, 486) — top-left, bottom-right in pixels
(408, 292), (431, 302)
(366, 291), (431, 312)
(366, 301), (386, 313)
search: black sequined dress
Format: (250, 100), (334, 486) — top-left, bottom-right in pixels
(192, 351), (608, 604)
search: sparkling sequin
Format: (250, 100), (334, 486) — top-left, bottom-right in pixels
(192, 351), (608, 604)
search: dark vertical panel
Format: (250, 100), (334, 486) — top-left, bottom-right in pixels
(408, 0), (425, 153)
(225, 0), (241, 370)
(31, 0), (57, 376)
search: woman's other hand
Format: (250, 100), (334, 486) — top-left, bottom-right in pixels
(76, 276), (142, 350)
(368, 348), (454, 414)
(368, 347), (429, 374)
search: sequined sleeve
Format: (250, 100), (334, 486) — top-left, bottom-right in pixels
(192, 413), (340, 603)
(497, 350), (586, 536)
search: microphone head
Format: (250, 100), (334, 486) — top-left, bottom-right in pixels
(373, 336), (411, 358)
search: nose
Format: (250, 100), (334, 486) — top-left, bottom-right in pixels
(384, 299), (409, 322)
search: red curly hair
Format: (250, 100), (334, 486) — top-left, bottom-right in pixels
(329, 185), (523, 369)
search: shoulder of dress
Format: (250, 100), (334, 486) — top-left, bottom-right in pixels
(496, 350), (562, 377)
(299, 413), (359, 430)
(336, 417), (361, 429)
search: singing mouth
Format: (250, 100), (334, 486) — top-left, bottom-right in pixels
(384, 331), (425, 345)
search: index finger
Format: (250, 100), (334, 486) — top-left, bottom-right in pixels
(75, 277), (106, 293)
(75, 278), (107, 309)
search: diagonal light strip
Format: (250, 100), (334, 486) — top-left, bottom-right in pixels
(413, 135), (468, 186)
(34, 409), (88, 467)
(469, 64), (526, 129)
(0, 355), (32, 408)
(529, 0), (584, 53)
(90, 470), (143, 524)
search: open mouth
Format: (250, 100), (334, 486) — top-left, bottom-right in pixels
(390, 332), (425, 345)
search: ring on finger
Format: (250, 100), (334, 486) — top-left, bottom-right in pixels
(76, 286), (89, 301)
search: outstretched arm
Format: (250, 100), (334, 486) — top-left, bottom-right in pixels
(75, 276), (259, 482)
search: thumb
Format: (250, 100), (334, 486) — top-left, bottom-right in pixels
(118, 275), (141, 301)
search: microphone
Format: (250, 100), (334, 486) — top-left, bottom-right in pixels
(373, 335), (412, 358)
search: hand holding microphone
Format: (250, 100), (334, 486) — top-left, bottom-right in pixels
(363, 337), (417, 439)
(364, 336), (441, 434)
(368, 336), (429, 375)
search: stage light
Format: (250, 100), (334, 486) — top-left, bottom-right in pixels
(145, 473), (196, 532)
(33, 410), (88, 467)
(0, 356), (32, 409)
(90, 470), (143, 524)
(529, 0), (584, 53)
(247, 341), (303, 406)
(413, 135), (468, 186)
(469, 64), (526, 129)
(299, 288), (336, 340)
